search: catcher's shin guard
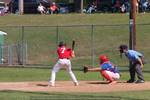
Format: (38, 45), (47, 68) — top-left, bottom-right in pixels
(101, 70), (113, 82)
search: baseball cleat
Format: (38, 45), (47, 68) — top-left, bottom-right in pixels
(135, 80), (145, 83)
(127, 79), (135, 83)
(74, 82), (79, 86)
(108, 81), (117, 85)
(48, 82), (55, 87)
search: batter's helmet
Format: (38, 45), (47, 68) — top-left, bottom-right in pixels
(58, 41), (66, 47)
(99, 55), (109, 64)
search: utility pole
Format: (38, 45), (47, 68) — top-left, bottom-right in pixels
(129, 0), (136, 50)
(81, 0), (83, 13)
(19, 0), (24, 14)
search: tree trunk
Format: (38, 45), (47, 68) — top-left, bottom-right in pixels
(74, 0), (81, 12)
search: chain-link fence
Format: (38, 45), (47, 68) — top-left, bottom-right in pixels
(2, 43), (27, 65)
(0, 24), (150, 71)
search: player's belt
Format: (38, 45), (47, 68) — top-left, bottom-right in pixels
(60, 58), (69, 59)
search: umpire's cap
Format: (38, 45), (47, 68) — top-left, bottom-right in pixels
(58, 41), (66, 47)
(119, 44), (128, 53)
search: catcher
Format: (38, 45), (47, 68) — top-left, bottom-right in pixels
(83, 55), (120, 84)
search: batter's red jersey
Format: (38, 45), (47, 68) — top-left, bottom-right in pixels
(57, 46), (73, 59)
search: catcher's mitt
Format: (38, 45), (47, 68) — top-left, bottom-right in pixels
(83, 66), (88, 73)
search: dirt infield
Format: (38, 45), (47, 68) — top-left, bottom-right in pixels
(0, 81), (150, 93)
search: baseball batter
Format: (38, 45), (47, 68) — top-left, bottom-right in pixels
(84, 55), (120, 84)
(49, 41), (79, 86)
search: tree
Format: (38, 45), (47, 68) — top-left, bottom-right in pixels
(74, 0), (83, 13)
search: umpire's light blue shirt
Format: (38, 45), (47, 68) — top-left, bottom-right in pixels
(125, 50), (143, 62)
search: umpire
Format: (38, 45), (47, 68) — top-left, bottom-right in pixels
(119, 45), (145, 83)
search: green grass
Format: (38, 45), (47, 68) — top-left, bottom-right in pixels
(0, 67), (148, 100)
(0, 90), (150, 100)
(0, 67), (149, 100)
(1, 14), (150, 68)
(0, 67), (103, 81)
(0, 14), (129, 26)
(0, 68), (149, 82)
(0, 13), (150, 26)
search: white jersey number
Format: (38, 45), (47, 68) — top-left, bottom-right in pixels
(61, 47), (66, 54)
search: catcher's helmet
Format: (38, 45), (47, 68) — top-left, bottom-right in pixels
(99, 55), (109, 64)
(58, 41), (66, 47)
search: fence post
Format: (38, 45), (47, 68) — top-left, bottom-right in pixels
(22, 26), (24, 65)
(8, 45), (13, 66)
(56, 25), (59, 45)
(0, 44), (3, 64)
(24, 43), (28, 65)
(18, 26), (25, 65)
(91, 25), (95, 67)
(16, 43), (23, 65)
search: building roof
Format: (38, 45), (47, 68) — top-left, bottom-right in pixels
(1, 0), (12, 4)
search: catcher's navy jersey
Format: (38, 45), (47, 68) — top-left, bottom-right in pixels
(100, 61), (119, 73)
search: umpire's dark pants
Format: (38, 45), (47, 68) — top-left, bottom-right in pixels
(129, 63), (144, 81)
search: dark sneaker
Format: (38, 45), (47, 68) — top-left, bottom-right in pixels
(135, 80), (145, 83)
(127, 79), (135, 83)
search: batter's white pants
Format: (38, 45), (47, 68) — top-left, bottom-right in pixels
(49, 59), (78, 85)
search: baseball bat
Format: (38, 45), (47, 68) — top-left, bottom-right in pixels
(72, 40), (75, 50)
